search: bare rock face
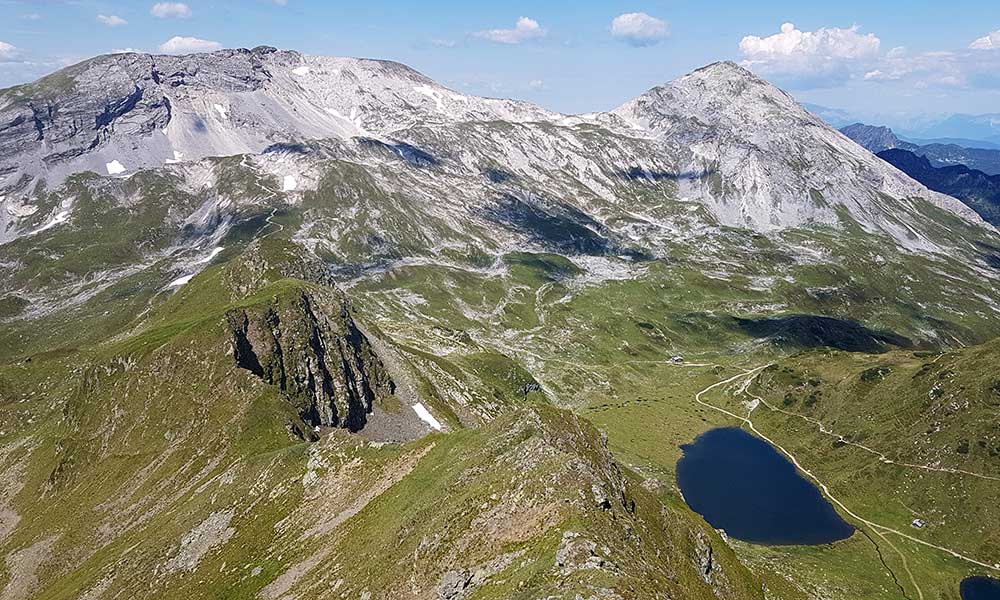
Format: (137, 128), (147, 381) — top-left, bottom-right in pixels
(0, 47), (287, 185)
(226, 289), (394, 432)
(0, 45), (552, 193)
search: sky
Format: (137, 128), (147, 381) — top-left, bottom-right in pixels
(1, 0), (999, 121)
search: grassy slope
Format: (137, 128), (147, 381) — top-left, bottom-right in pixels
(578, 340), (1000, 600)
(0, 248), (772, 599)
(2, 154), (999, 599)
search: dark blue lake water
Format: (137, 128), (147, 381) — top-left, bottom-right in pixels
(962, 576), (1000, 600)
(676, 427), (854, 545)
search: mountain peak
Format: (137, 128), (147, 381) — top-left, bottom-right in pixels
(608, 62), (985, 238)
(839, 122), (903, 154)
(0, 50), (988, 246)
(690, 60), (758, 80)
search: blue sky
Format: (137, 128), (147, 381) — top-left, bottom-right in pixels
(1, 0), (999, 119)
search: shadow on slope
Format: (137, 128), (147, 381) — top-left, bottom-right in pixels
(733, 314), (913, 353)
(615, 167), (715, 182)
(483, 194), (651, 259)
(357, 138), (440, 167)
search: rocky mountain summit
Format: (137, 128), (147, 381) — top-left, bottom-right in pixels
(0, 46), (552, 189)
(608, 63), (984, 235)
(838, 123), (905, 154)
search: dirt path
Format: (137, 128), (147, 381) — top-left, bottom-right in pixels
(750, 390), (1000, 482)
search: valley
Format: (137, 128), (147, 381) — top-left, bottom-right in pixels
(0, 46), (998, 600)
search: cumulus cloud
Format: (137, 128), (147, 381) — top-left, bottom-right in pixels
(611, 12), (669, 47)
(741, 24), (1000, 91)
(151, 3), (191, 19)
(159, 36), (221, 54)
(528, 79), (545, 90)
(474, 17), (546, 44)
(97, 14), (128, 27)
(739, 22), (879, 87)
(970, 30), (1000, 50)
(0, 42), (17, 62)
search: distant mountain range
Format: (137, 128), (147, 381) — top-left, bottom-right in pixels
(839, 122), (1000, 176)
(876, 148), (1000, 226)
(915, 113), (1000, 146)
(805, 103), (1000, 149)
(900, 135), (1000, 150)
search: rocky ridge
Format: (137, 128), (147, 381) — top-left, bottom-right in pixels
(0, 51), (991, 255)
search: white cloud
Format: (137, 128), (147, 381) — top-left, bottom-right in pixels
(861, 46), (1000, 90)
(21, 13), (41, 21)
(151, 3), (191, 19)
(611, 12), (669, 47)
(0, 42), (17, 62)
(474, 17), (546, 44)
(528, 79), (545, 90)
(159, 36), (222, 54)
(865, 49), (957, 83)
(970, 30), (1000, 50)
(97, 14), (128, 27)
(739, 22), (880, 87)
(431, 38), (456, 48)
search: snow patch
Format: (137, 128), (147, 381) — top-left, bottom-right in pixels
(167, 274), (194, 288)
(32, 211), (70, 234)
(105, 160), (126, 175)
(194, 246), (224, 264)
(413, 85), (444, 113)
(282, 175), (298, 192)
(292, 66), (311, 76)
(213, 104), (228, 119)
(166, 150), (185, 164)
(411, 403), (443, 431)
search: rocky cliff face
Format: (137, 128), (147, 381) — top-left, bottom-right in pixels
(226, 289), (395, 432)
(0, 46), (553, 191)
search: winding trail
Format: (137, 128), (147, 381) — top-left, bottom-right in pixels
(751, 392), (1000, 482)
(690, 366), (1000, 599)
(259, 206), (286, 239)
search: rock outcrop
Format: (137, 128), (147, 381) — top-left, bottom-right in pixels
(226, 289), (394, 432)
